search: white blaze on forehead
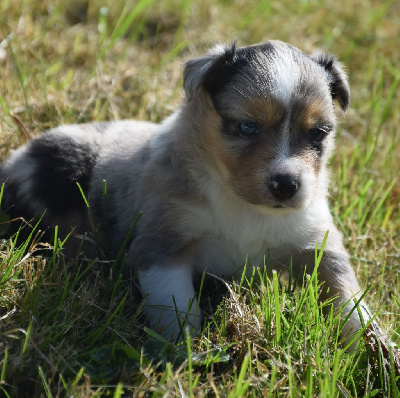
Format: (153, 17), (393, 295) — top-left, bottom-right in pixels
(269, 54), (301, 106)
(276, 115), (291, 161)
(267, 51), (302, 159)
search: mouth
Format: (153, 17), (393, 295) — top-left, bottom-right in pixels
(252, 202), (295, 216)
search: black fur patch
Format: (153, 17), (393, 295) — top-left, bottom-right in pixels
(200, 43), (237, 98)
(202, 43), (280, 115)
(312, 53), (350, 111)
(29, 134), (97, 216)
(203, 43), (275, 101)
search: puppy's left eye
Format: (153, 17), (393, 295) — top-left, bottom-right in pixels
(239, 121), (258, 135)
(309, 128), (327, 146)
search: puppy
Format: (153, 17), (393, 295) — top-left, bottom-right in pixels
(0, 40), (375, 344)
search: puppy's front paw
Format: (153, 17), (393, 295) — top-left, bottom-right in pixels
(138, 264), (201, 341)
(147, 302), (201, 342)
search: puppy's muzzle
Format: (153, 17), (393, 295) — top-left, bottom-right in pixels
(269, 174), (300, 201)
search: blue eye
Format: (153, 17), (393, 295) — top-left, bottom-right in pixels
(239, 120), (258, 135)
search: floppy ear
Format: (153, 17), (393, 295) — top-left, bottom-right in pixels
(313, 53), (350, 111)
(183, 43), (237, 101)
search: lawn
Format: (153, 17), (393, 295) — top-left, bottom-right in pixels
(0, 0), (399, 396)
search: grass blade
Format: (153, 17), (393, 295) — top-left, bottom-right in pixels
(38, 367), (52, 398)
(272, 270), (281, 345)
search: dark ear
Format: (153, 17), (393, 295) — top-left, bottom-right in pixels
(183, 43), (237, 101)
(313, 53), (350, 111)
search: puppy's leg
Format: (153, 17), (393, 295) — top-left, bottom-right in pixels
(138, 264), (201, 340)
(274, 250), (375, 349)
(316, 253), (375, 342)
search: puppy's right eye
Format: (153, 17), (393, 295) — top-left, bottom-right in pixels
(239, 121), (258, 135)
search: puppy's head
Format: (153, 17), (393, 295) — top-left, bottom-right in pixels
(183, 41), (349, 212)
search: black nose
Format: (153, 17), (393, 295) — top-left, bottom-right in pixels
(269, 174), (300, 200)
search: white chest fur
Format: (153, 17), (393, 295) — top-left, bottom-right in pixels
(182, 180), (330, 277)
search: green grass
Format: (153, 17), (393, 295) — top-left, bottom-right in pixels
(0, 0), (399, 396)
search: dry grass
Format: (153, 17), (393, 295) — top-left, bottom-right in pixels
(0, 0), (399, 396)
